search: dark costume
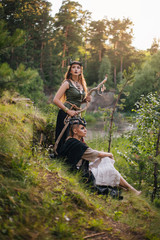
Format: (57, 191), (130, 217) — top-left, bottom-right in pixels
(59, 115), (123, 199)
(60, 138), (88, 170)
(55, 80), (86, 154)
(60, 137), (121, 187)
(60, 137), (122, 199)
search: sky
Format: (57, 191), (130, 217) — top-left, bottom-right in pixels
(49, 0), (160, 50)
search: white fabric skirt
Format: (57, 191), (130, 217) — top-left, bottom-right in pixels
(89, 157), (121, 186)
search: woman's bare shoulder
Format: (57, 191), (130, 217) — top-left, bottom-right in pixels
(61, 80), (69, 88)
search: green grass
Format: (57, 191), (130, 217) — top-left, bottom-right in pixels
(0, 95), (160, 240)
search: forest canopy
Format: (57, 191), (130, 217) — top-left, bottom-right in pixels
(0, 0), (159, 108)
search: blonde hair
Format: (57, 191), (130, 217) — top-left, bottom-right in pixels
(60, 65), (87, 103)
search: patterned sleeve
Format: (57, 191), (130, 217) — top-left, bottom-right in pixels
(82, 147), (99, 162)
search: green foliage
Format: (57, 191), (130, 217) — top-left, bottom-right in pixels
(53, 0), (90, 70)
(0, 20), (25, 55)
(14, 64), (45, 104)
(106, 18), (134, 85)
(85, 56), (101, 85)
(88, 218), (104, 231)
(125, 51), (160, 110)
(99, 65), (136, 151)
(148, 39), (160, 55)
(98, 55), (112, 87)
(0, 92), (46, 158)
(0, 63), (45, 104)
(84, 113), (97, 123)
(0, 0), (148, 99)
(42, 103), (58, 147)
(154, 199), (160, 208)
(1, 0), (55, 87)
(0, 62), (13, 90)
(114, 211), (123, 221)
(84, 111), (102, 124)
(0, 19), (46, 105)
(99, 106), (117, 141)
(119, 92), (160, 196)
(43, 103), (58, 124)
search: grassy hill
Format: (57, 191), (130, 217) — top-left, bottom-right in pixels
(0, 93), (160, 240)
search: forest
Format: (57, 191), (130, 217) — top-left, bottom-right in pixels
(1, 0), (160, 107)
(0, 0), (160, 239)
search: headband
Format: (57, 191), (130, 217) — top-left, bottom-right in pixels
(69, 61), (82, 66)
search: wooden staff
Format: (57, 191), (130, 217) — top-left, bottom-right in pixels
(76, 74), (108, 114)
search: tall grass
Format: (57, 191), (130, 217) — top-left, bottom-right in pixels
(0, 94), (160, 240)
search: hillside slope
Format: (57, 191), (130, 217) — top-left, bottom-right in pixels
(0, 95), (160, 240)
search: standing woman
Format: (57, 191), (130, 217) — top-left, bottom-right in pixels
(53, 61), (90, 155)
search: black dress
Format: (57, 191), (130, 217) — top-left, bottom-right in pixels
(55, 80), (85, 155)
(60, 138), (88, 170)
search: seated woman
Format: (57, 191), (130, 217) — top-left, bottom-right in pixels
(60, 117), (141, 196)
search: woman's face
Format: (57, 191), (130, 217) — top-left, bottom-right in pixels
(70, 64), (81, 76)
(75, 124), (87, 138)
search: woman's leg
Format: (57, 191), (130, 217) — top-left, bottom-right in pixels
(119, 176), (141, 195)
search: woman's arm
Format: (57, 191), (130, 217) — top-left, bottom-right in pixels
(97, 151), (113, 159)
(53, 81), (78, 117)
(82, 148), (113, 161)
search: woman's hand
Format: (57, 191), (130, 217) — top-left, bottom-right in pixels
(67, 109), (78, 117)
(107, 153), (113, 159)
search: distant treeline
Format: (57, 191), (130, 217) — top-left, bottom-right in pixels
(0, 0), (160, 109)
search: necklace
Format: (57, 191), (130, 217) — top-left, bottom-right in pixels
(74, 81), (83, 93)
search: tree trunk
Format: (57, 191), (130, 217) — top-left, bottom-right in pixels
(85, 52), (87, 69)
(49, 45), (53, 81)
(120, 56), (123, 78)
(40, 42), (44, 70)
(151, 162), (158, 202)
(62, 43), (66, 68)
(108, 79), (129, 152)
(114, 65), (116, 86)
(155, 126), (160, 156)
(98, 49), (102, 62)
(108, 93), (121, 152)
(62, 26), (69, 68)
(113, 41), (117, 86)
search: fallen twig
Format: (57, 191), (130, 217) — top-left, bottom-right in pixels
(84, 232), (106, 239)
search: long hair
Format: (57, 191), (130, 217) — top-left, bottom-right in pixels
(60, 65), (87, 103)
